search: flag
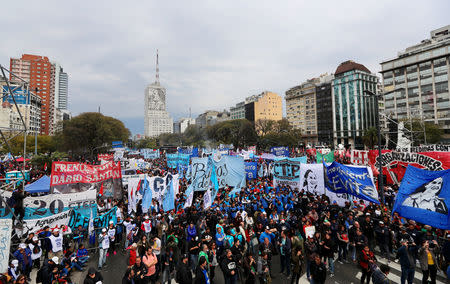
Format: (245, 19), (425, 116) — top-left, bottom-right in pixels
(316, 150), (335, 163)
(44, 162), (47, 171)
(392, 165), (450, 229)
(141, 176), (152, 213)
(162, 179), (175, 212)
(324, 161), (380, 204)
(99, 183), (104, 196)
(128, 178), (139, 214)
(258, 163), (264, 178)
(184, 188), (194, 209)
(88, 208), (95, 245)
(203, 188), (212, 210)
(208, 157), (220, 200)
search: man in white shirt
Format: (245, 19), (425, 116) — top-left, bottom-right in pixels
(48, 228), (63, 259)
(98, 228), (110, 269)
(123, 216), (135, 250)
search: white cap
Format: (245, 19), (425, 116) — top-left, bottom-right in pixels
(51, 256), (59, 264)
(109, 220), (114, 224)
(12, 260), (18, 267)
(19, 243), (26, 249)
(144, 216), (149, 220)
(53, 228), (60, 233)
(102, 228), (107, 233)
(32, 236), (38, 242)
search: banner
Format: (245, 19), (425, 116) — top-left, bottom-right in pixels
(398, 144), (450, 152)
(167, 153), (190, 169)
(162, 179), (175, 212)
(351, 150), (369, 165)
(272, 158), (302, 190)
(112, 141), (123, 148)
(147, 174), (174, 201)
(392, 166), (450, 229)
(68, 206), (117, 230)
(369, 150), (450, 185)
(316, 151), (335, 163)
(142, 149), (160, 159)
(245, 162), (257, 180)
(299, 163), (325, 196)
(0, 219), (12, 272)
(98, 153), (114, 164)
(50, 161), (122, 199)
(189, 156), (245, 191)
(271, 146), (289, 157)
(24, 210), (73, 234)
(114, 148), (125, 161)
(178, 147), (199, 158)
(325, 162), (379, 204)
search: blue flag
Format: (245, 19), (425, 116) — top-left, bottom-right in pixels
(392, 165), (450, 229)
(208, 157), (220, 200)
(162, 179), (175, 212)
(142, 177), (152, 213)
(325, 161), (380, 204)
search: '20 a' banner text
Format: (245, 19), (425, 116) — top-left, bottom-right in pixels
(50, 161), (123, 199)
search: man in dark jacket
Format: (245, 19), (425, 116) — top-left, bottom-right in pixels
(83, 267), (103, 284)
(132, 256), (147, 284)
(221, 249), (238, 284)
(194, 256), (209, 284)
(38, 257), (58, 284)
(11, 188), (26, 221)
(375, 221), (391, 261)
(279, 230), (292, 277)
(176, 254), (192, 284)
(396, 240), (416, 284)
(310, 254), (326, 284)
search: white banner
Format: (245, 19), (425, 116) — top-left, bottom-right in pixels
(299, 164), (325, 196)
(0, 219), (12, 272)
(24, 210), (72, 234)
(24, 190), (97, 219)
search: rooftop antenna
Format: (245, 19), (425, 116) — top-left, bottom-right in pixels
(155, 49), (160, 85)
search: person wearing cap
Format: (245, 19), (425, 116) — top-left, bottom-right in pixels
(83, 267), (103, 284)
(176, 254), (192, 284)
(141, 215), (152, 238)
(375, 221), (391, 262)
(38, 226), (52, 259)
(28, 236), (42, 269)
(13, 243), (32, 280)
(8, 260), (19, 281)
(258, 226), (275, 244)
(48, 228), (63, 260)
(98, 228), (110, 270)
(107, 220), (117, 256)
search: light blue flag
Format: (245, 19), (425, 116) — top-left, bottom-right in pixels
(325, 161), (380, 204)
(258, 164), (264, 178)
(142, 177), (152, 213)
(162, 179), (175, 212)
(208, 157), (220, 200)
(392, 165), (450, 229)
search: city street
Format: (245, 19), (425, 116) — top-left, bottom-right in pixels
(39, 248), (446, 284)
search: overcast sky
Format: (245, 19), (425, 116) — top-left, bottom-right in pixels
(0, 1), (448, 134)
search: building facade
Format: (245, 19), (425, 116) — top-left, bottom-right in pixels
(0, 102), (22, 132)
(286, 78), (319, 144)
(332, 60), (379, 148)
(1, 83), (42, 135)
(173, 117), (195, 134)
(144, 51), (173, 137)
(316, 75), (334, 145)
(230, 101), (245, 120)
(9, 54), (69, 135)
(380, 25), (450, 141)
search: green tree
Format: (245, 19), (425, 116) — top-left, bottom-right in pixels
(255, 119), (275, 136)
(2, 135), (57, 156)
(136, 137), (158, 149)
(182, 125), (207, 147)
(362, 127), (378, 149)
(207, 119), (257, 148)
(403, 119), (444, 145)
(58, 112), (130, 157)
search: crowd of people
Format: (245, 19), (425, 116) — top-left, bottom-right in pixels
(1, 151), (450, 284)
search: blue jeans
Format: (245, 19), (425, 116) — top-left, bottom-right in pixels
(78, 256), (89, 264)
(71, 261), (83, 271)
(190, 254), (198, 271)
(98, 248), (107, 268)
(306, 259), (311, 278)
(401, 267), (415, 284)
(326, 257), (334, 274)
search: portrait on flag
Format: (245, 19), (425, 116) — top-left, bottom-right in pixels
(299, 163), (325, 195)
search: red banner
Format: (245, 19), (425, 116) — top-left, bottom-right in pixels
(368, 150), (450, 185)
(50, 161), (122, 199)
(98, 153), (114, 162)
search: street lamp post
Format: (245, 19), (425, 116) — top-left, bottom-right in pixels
(364, 88), (404, 205)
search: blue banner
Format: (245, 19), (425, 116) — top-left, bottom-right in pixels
(189, 156), (245, 191)
(112, 141), (123, 148)
(272, 158), (302, 189)
(167, 153), (190, 169)
(245, 162), (257, 180)
(271, 146), (289, 157)
(178, 147), (199, 158)
(68, 206), (117, 230)
(162, 179), (175, 212)
(142, 149), (160, 159)
(392, 166), (450, 229)
(325, 162), (380, 204)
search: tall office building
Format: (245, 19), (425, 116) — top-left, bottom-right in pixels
(144, 51), (173, 137)
(10, 54), (69, 135)
(10, 54), (53, 135)
(332, 60), (379, 148)
(316, 75), (334, 145)
(380, 25), (450, 141)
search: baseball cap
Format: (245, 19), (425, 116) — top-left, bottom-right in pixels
(32, 236), (38, 241)
(53, 228), (60, 232)
(102, 228), (107, 233)
(19, 243), (26, 249)
(51, 256), (59, 264)
(379, 221), (384, 224)
(109, 220), (114, 224)
(144, 216), (149, 220)
(12, 260), (18, 267)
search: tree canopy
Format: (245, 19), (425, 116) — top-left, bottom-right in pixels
(57, 112), (130, 156)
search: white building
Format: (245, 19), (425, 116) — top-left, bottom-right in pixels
(53, 63), (68, 110)
(144, 51), (173, 137)
(174, 118), (195, 134)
